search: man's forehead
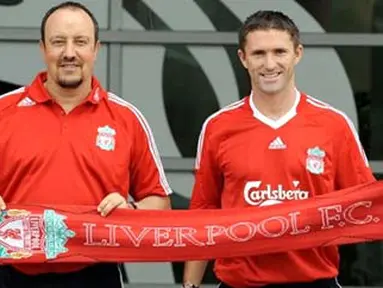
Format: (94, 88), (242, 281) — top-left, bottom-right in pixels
(245, 30), (293, 47)
(45, 9), (94, 38)
(248, 29), (291, 40)
(46, 29), (94, 40)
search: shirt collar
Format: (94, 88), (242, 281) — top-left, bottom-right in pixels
(248, 88), (301, 129)
(27, 71), (106, 105)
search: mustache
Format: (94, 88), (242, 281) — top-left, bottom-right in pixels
(59, 57), (81, 66)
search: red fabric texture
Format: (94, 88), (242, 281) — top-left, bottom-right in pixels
(0, 181), (382, 265)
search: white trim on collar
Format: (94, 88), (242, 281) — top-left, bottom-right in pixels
(249, 89), (301, 129)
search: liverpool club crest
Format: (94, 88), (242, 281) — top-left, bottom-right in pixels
(306, 146), (325, 175)
(0, 209), (75, 260)
(96, 125), (116, 151)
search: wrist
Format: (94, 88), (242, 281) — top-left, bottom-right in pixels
(128, 201), (138, 209)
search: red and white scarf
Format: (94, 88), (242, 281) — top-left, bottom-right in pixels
(0, 181), (382, 263)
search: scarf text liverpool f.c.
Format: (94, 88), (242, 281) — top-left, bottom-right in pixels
(0, 181), (383, 263)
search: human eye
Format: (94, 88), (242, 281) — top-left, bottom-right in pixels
(50, 38), (65, 46)
(275, 48), (287, 55)
(75, 38), (89, 46)
(252, 50), (265, 57)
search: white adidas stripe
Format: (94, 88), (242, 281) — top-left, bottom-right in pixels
(275, 137), (284, 146)
(269, 137), (286, 149)
(17, 96), (36, 107)
(195, 99), (246, 169)
(108, 93), (172, 195)
(306, 95), (369, 167)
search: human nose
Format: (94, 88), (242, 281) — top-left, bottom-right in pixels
(264, 54), (277, 70)
(63, 41), (76, 59)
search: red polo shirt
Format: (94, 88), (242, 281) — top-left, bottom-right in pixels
(0, 72), (172, 274)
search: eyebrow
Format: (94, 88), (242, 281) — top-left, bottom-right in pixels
(251, 48), (288, 54)
(48, 35), (91, 41)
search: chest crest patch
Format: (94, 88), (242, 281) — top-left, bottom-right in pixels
(306, 146), (325, 175)
(96, 125), (116, 151)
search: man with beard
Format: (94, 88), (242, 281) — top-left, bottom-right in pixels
(0, 1), (172, 287)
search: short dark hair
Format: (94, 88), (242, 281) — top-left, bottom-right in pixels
(238, 10), (300, 51)
(40, 1), (99, 43)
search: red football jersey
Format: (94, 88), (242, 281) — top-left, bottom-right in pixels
(0, 72), (172, 274)
(190, 90), (375, 287)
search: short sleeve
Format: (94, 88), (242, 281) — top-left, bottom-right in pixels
(335, 117), (375, 189)
(190, 121), (223, 209)
(129, 110), (172, 200)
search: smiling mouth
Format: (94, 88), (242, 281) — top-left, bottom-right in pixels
(260, 72), (282, 78)
(59, 64), (81, 73)
(60, 64), (79, 67)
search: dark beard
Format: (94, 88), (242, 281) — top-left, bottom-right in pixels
(57, 78), (83, 89)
